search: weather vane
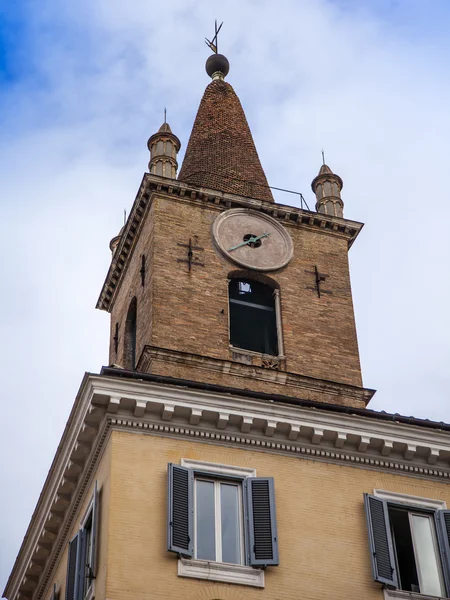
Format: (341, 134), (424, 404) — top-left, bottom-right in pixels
(205, 19), (223, 54)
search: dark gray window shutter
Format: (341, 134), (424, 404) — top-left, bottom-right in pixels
(90, 481), (99, 578)
(167, 463), (193, 556)
(65, 533), (80, 600)
(435, 509), (450, 595)
(364, 494), (398, 588)
(74, 529), (86, 600)
(245, 477), (279, 566)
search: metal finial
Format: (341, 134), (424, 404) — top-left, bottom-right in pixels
(321, 149), (325, 165)
(205, 19), (223, 54)
(124, 209), (126, 226)
(164, 107), (167, 124)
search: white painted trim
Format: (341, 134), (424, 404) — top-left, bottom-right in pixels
(80, 489), (95, 529)
(181, 458), (256, 478)
(373, 489), (447, 510)
(84, 582), (95, 600)
(274, 288), (284, 358)
(183, 458), (252, 568)
(384, 589), (446, 600)
(178, 557), (264, 588)
(87, 376), (450, 455)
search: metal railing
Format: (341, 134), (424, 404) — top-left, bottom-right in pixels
(183, 170), (311, 211)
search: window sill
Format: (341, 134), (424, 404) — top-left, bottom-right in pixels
(178, 557), (264, 588)
(384, 589), (447, 600)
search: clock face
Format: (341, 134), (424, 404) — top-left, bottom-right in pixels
(212, 208), (293, 271)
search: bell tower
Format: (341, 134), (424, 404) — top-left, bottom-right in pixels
(97, 52), (373, 409)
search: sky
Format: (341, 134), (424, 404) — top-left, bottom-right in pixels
(1, 0), (450, 591)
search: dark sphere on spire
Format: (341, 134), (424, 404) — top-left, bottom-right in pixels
(206, 54), (230, 79)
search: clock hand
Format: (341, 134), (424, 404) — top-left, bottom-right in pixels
(251, 232), (270, 243)
(228, 232), (270, 252)
(228, 239), (253, 251)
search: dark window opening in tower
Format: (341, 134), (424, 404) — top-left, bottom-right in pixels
(124, 297), (137, 370)
(229, 279), (278, 356)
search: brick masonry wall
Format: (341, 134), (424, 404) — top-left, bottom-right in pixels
(108, 202), (156, 368)
(108, 191), (363, 400)
(104, 430), (450, 600)
(178, 79), (274, 203)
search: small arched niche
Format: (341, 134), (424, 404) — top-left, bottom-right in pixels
(123, 297), (137, 370)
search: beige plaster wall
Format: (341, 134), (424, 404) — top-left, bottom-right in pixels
(105, 430), (450, 600)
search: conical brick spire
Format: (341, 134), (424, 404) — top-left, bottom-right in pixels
(178, 64), (274, 203)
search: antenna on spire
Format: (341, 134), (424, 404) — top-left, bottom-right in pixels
(321, 149), (325, 165)
(205, 19), (223, 54)
(164, 107), (167, 124)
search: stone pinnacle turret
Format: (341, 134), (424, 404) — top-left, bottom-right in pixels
(147, 120), (181, 179)
(311, 162), (344, 218)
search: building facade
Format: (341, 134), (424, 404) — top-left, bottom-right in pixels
(5, 51), (450, 600)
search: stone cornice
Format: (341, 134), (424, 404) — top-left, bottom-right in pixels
(6, 373), (450, 600)
(138, 345), (375, 407)
(96, 174), (364, 312)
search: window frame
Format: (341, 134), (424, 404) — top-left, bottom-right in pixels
(367, 490), (449, 599)
(182, 458), (254, 567)
(65, 482), (99, 600)
(175, 459), (267, 587)
(193, 476), (245, 565)
(79, 489), (97, 600)
(227, 278), (284, 359)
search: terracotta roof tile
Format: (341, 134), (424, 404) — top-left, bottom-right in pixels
(178, 79), (273, 202)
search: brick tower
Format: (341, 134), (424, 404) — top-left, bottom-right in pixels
(97, 52), (373, 409)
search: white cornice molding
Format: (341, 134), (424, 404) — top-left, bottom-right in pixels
(6, 374), (450, 600)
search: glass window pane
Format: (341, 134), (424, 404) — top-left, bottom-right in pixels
(229, 279), (275, 308)
(220, 484), (241, 564)
(410, 514), (444, 596)
(229, 279), (278, 355)
(229, 301), (277, 355)
(196, 480), (216, 561)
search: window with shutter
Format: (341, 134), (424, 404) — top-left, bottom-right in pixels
(65, 483), (100, 600)
(246, 477), (279, 567)
(365, 492), (449, 597)
(435, 510), (450, 595)
(167, 463), (193, 556)
(65, 534), (80, 600)
(50, 583), (59, 600)
(169, 460), (278, 588)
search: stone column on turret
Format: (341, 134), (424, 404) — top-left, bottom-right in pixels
(147, 122), (181, 179)
(311, 163), (344, 218)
